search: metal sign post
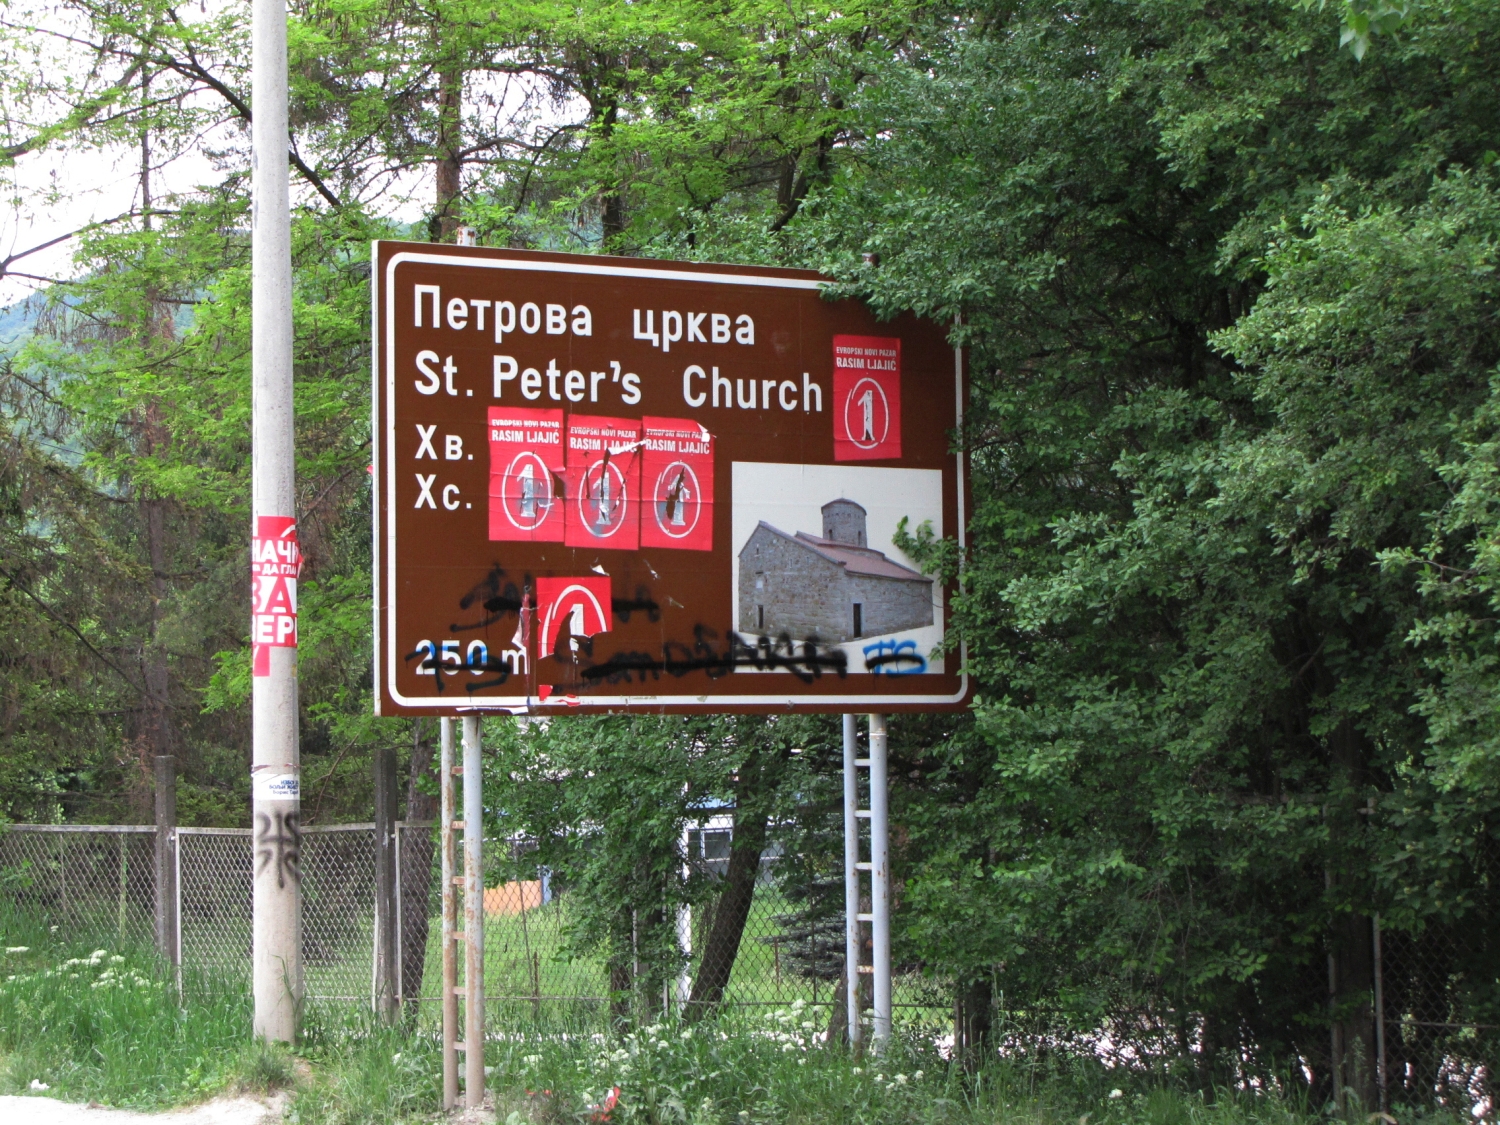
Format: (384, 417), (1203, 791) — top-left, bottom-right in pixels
(868, 713), (891, 1048)
(843, 713), (891, 1050)
(842, 714), (863, 1049)
(462, 715), (485, 1107)
(439, 715), (485, 1106)
(439, 718), (458, 1109)
(250, 0), (300, 1043)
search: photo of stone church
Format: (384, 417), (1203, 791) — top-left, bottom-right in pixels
(737, 498), (934, 642)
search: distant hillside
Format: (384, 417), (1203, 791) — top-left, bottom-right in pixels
(0, 292), (45, 355)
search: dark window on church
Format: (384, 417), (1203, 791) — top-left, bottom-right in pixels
(852, 603), (863, 638)
(757, 605), (764, 630)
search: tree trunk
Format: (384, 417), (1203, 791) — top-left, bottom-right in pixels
(1325, 719), (1378, 1110)
(400, 718), (438, 1021)
(137, 96), (174, 802)
(686, 746), (771, 1017)
(1333, 917), (1378, 1109)
(609, 903), (634, 1028)
(825, 965), (848, 1044)
(954, 976), (993, 1072)
(434, 64), (462, 241)
(597, 98), (624, 246)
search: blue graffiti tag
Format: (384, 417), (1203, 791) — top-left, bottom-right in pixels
(861, 638), (927, 676)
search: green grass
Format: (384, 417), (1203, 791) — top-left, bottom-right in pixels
(289, 1001), (1352, 1125)
(0, 899), (1463, 1125)
(0, 900), (273, 1108)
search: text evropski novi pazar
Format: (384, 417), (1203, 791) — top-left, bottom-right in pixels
(410, 286), (825, 414)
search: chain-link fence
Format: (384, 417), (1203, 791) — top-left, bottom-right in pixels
(0, 822), (378, 1003)
(10, 817), (1492, 1108)
(177, 824), (377, 1001)
(1378, 919), (1500, 1112)
(0, 825), (157, 949)
(0, 820), (941, 1026)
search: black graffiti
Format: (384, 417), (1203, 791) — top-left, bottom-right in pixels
(255, 810), (301, 889)
(451, 565), (530, 632)
(612, 585), (660, 624)
(579, 627), (847, 686)
(465, 652), (517, 693)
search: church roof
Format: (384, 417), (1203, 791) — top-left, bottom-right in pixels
(745, 521), (930, 583)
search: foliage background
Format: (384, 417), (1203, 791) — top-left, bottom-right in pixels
(1, 0), (1498, 1093)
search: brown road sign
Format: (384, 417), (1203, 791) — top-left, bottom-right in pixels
(373, 242), (969, 714)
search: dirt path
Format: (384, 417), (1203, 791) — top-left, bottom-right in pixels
(0, 1093), (286, 1125)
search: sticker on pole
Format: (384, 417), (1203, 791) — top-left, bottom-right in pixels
(535, 576), (613, 659)
(564, 416), (642, 550)
(489, 406), (565, 541)
(251, 769), (301, 801)
(641, 416), (714, 552)
(251, 516), (299, 677)
(833, 335), (901, 462)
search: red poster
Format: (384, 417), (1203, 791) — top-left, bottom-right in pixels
(535, 575), (613, 659)
(251, 515), (299, 677)
(563, 415), (642, 550)
(640, 416), (714, 552)
(488, 406), (565, 542)
(833, 335), (901, 462)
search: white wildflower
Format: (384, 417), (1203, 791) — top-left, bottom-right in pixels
(1109, 1089), (1123, 1100)
(851, 1067), (862, 1075)
(108, 955), (124, 964)
(523, 1054), (542, 1066)
(914, 1070), (924, 1080)
(873, 1074), (885, 1084)
(29, 1080), (49, 1091)
(5, 946), (28, 954)
(894, 1073), (908, 1085)
(680, 1029), (693, 1041)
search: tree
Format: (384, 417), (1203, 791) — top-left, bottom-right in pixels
(801, 0), (1500, 1092)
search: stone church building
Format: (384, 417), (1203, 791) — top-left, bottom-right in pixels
(738, 499), (934, 642)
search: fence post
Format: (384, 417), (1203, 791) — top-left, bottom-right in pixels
(373, 744), (398, 1023)
(154, 755), (179, 967)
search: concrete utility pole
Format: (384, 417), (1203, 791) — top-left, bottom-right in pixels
(250, 0), (300, 1043)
